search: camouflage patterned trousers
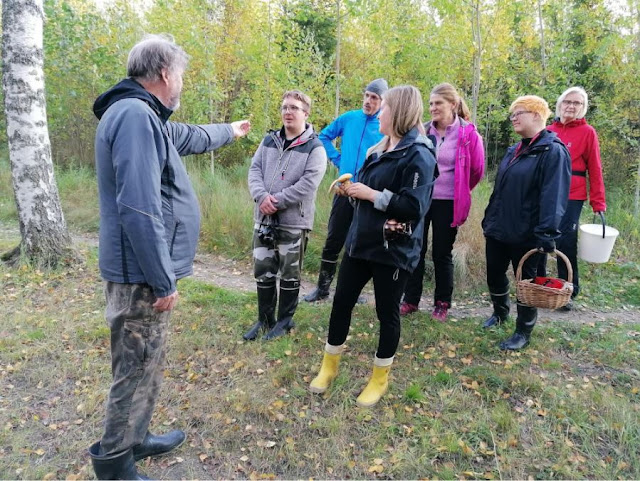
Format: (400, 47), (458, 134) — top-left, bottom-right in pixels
(253, 226), (307, 286)
(100, 281), (170, 455)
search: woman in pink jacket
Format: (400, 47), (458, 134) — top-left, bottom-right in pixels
(400, 83), (485, 321)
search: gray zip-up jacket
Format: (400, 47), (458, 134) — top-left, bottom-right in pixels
(93, 78), (234, 297)
(248, 125), (327, 230)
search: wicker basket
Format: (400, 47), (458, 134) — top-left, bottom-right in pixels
(516, 248), (574, 309)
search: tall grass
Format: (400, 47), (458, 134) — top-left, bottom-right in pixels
(1, 154), (639, 305)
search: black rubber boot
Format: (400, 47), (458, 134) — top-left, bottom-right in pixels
(303, 260), (337, 302)
(132, 430), (186, 461)
(264, 280), (299, 340)
(89, 442), (150, 480)
(499, 303), (537, 351)
(483, 292), (511, 328)
(243, 281), (277, 340)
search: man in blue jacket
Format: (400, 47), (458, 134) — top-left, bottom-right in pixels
(88, 34), (250, 480)
(304, 78), (388, 302)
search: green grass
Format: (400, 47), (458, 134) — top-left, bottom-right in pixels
(0, 256), (638, 479)
(1, 154), (640, 307)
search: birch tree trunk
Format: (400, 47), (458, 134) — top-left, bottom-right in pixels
(334, 0), (341, 119)
(538, 0), (547, 85)
(2, 0), (73, 267)
(470, 0), (482, 124)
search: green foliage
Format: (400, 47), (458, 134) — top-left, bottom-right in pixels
(32, 0), (640, 193)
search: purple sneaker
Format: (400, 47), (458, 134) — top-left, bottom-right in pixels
(431, 301), (450, 322)
(400, 302), (419, 316)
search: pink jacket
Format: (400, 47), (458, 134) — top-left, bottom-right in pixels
(427, 119), (485, 226)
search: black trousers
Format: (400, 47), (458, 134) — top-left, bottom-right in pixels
(537, 199), (583, 298)
(321, 194), (354, 263)
(403, 200), (458, 306)
(485, 236), (542, 297)
(327, 254), (410, 359)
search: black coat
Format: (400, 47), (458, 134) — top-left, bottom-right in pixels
(482, 129), (571, 247)
(345, 128), (437, 272)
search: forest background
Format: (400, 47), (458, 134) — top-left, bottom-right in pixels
(9, 0), (640, 175)
(4, 0), (640, 273)
(1, 0), (640, 276)
(2, 1), (640, 479)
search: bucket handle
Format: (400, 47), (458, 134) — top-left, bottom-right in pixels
(592, 211), (606, 239)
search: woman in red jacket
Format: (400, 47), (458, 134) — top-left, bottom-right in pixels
(540, 87), (606, 311)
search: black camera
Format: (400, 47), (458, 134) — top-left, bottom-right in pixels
(258, 214), (279, 246)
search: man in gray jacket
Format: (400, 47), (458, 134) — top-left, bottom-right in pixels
(244, 90), (327, 341)
(89, 34), (250, 480)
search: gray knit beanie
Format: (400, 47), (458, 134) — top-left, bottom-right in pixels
(365, 78), (388, 97)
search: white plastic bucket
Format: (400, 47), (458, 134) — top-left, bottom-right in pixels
(578, 220), (619, 263)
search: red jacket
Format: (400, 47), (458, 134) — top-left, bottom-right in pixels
(547, 118), (606, 212)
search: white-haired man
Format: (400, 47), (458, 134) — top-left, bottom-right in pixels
(89, 34), (250, 479)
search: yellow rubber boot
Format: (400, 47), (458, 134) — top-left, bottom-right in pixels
(356, 359), (392, 407)
(309, 345), (343, 393)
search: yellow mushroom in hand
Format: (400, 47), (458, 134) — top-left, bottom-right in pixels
(328, 173), (353, 194)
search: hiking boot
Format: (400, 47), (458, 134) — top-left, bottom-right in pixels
(431, 301), (450, 322)
(400, 302), (419, 316)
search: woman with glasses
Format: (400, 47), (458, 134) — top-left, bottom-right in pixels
(308, 85), (437, 406)
(536, 87), (606, 311)
(399, 83), (485, 321)
(482, 96), (571, 350)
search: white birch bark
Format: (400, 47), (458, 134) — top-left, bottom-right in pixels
(2, 0), (72, 266)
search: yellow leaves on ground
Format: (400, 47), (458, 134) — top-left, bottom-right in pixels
(368, 458), (385, 473)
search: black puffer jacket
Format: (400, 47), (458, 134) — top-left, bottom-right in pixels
(482, 129), (571, 247)
(345, 128), (437, 273)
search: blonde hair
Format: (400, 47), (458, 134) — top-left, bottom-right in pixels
(509, 95), (552, 122)
(431, 83), (471, 121)
(556, 86), (589, 119)
(282, 90), (312, 113)
(383, 85), (424, 139)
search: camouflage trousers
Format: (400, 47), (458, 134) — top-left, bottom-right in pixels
(100, 281), (170, 455)
(253, 225), (307, 286)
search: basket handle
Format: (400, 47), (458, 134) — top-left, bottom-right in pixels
(516, 248), (573, 284)
(592, 211), (606, 239)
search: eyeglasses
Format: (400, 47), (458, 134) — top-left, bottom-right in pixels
(562, 100), (584, 107)
(280, 105), (304, 113)
(509, 110), (533, 121)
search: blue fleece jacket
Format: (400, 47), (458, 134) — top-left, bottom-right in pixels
(319, 109), (383, 181)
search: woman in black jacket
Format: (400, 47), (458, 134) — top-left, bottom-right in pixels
(309, 85), (437, 407)
(482, 95), (571, 350)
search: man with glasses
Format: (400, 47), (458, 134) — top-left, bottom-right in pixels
(304, 78), (388, 303)
(244, 90), (327, 340)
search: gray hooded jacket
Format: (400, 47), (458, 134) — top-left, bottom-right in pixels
(93, 78), (234, 297)
(248, 125), (327, 230)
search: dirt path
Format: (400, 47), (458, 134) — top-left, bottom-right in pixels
(190, 250), (638, 324)
(1, 222), (638, 324)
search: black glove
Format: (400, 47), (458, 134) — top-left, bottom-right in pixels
(537, 238), (556, 253)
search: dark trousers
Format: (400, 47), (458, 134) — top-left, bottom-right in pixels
(486, 237), (541, 298)
(321, 194), (354, 263)
(403, 200), (458, 306)
(537, 200), (583, 298)
(327, 254), (410, 359)
(101, 282), (170, 455)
